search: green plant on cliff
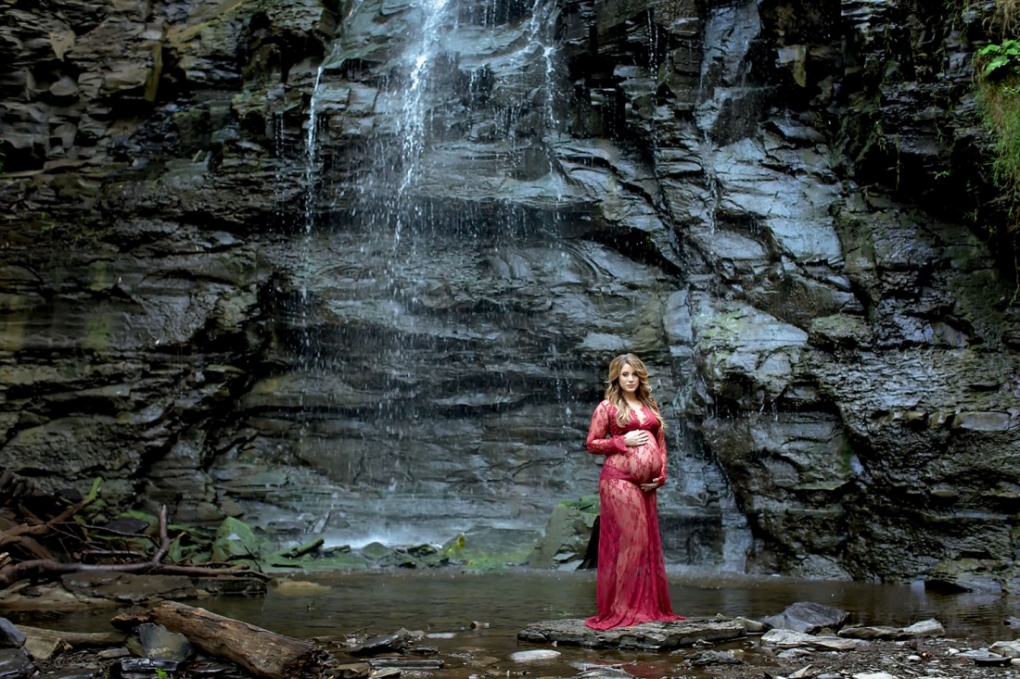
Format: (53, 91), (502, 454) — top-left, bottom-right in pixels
(971, 0), (1020, 225)
(975, 34), (1020, 232)
(977, 48), (1020, 167)
(980, 39), (1020, 78)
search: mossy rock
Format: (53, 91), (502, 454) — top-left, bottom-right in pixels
(926, 557), (1009, 594)
(528, 495), (600, 569)
(361, 541), (395, 560)
(442, 527), (543, 572)
(310, 551), (371, 571)
(211, 517), (266, 562)
(264, 550), (370, 572)
(378, 551), (425, 568)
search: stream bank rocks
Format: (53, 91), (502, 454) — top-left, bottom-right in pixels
(516, 602), (943, 653)
(513, 611), (1020, 679)
(3, 601), (1019, 679)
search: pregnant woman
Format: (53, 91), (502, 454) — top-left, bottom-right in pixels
(584, 353), (685, 629)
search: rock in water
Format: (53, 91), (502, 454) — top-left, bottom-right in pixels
(762, 601), (851, 633)
(509, 650), (562, 662)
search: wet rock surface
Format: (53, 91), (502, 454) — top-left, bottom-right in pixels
(518, 618), (748, 650)
(0, 0), (1018, 587)
(12, 611), (1020, 679)
(762, 601), (851, 635)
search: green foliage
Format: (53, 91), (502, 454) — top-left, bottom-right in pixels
(84, 477), (103, 503)
(975, 82), (1020, 230)
(980, 39), (1020, 78)
(975, 34), (1020, 233)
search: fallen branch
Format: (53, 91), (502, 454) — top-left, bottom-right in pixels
(0, 505), (271, 589)
(145, 601), (330, 679)
(79, 550), (150, 562)
(0, 478), (102, 550)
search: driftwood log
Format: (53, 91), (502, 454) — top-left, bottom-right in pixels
(146, 600), (329, 679)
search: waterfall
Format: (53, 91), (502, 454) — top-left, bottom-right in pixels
(393, 0), (452, 246)
(304, 66), (325, 235)
(525, 0), (559, 133)
(280, 0), (579, 550)
(275, 0), (751, 573)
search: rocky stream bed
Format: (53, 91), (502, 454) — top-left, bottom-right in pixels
(3, 584), (1020, 679)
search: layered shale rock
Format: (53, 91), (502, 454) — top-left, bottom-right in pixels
(0, 0), (1018, 585)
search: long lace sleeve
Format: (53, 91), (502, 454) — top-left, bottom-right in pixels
(586, 401), (627, 456)
(656, 424), (667, 483)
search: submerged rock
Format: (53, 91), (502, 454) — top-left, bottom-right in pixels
(689, 649), (743, 666)
(349, 629), (422, 657)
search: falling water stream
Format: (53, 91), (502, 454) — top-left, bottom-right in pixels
(271, 0), (638, 553)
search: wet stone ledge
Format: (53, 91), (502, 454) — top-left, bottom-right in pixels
(517, 618), (747, 650)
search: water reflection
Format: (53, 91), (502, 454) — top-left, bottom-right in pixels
(241, 571), (1020, 642)
(18, 570), (1020, 654)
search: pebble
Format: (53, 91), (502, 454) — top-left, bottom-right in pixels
(509, 650), (561, 662)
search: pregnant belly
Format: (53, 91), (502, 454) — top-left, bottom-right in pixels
(606, 441), (659, 483)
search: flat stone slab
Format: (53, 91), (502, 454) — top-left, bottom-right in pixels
(761, 628), (867, 651)
(517, 618), (747, 650)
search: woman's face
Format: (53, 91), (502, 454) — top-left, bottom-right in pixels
(618, 363), (640, 396)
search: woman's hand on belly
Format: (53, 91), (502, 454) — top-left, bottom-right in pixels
(639, 478), (663, 492)
(607, 441), (659, 482)
(624, 430), (650, 447)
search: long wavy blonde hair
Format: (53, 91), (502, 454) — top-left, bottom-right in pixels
(604, 353), (665, 429)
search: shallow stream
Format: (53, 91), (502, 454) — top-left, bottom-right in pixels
(22, 569), (1020, 676)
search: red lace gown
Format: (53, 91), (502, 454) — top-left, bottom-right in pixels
(584, 399), (685, 629)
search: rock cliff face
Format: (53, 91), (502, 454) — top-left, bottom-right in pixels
(1, 0), (1018, 585)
